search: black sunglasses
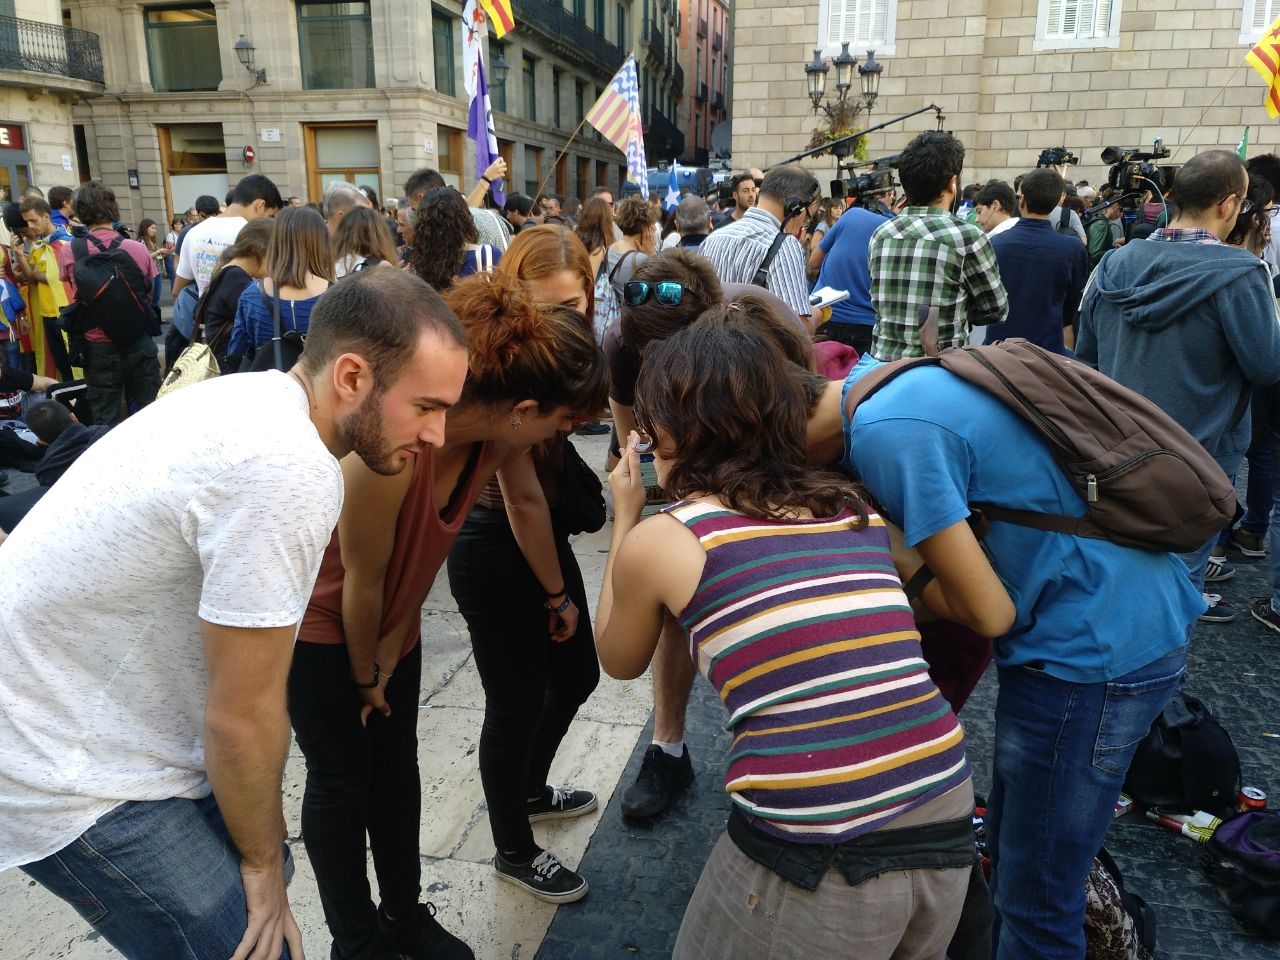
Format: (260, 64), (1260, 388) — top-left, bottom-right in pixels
(623, 280), (684, 307)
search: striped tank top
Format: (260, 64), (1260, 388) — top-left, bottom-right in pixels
(665, 499), (971, 844)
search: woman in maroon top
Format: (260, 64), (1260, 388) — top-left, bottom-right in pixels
(289, 270), (608, 960)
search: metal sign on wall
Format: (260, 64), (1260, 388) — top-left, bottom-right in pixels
(0, 125), (26, 152)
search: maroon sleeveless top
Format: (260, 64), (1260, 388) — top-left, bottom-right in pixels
(299, 441), (494, 658)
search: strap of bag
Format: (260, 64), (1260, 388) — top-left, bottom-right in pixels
(607, 249), (637, 283)
(751, 230), (788, 287)
(261, 278), (284, 373)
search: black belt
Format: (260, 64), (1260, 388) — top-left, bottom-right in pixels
(726, 804), (975, 892)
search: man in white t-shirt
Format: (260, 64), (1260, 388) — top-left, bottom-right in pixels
(174, 173), (282, 296)
(0, 268), (469, 960)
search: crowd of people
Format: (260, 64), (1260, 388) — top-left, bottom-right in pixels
(0, 127), (1274, 960)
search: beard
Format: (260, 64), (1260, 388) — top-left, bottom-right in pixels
(339, 389), (411, 476)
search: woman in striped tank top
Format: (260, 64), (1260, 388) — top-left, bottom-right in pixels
(596, 318), (980, 960)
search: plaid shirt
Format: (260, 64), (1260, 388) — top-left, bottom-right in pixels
(868, 207), (1008, 361)
(1150, 227), (1220, 245)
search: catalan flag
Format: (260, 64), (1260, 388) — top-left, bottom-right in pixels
(585, 56), (649, 198)
(1247, 16), (1280, 118)
(478, 0), (514, 39)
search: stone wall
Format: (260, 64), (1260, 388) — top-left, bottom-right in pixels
(732, 0), (1274, 189)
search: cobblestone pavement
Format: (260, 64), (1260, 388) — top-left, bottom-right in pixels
(538, 540), (1280, 960)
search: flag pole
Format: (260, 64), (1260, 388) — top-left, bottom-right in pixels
(533, 51), (640, 203)
(1171, 61), (1248, 162)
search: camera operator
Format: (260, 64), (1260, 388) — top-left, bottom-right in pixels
(1085, 186), (1125, 267)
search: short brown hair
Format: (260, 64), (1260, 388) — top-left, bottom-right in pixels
(296, 267), (467, 392)
(614, 195), (657, 238)
(333, 206), (397, 266)
(1170, 150), (1248, 214)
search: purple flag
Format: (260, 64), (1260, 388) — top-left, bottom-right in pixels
(468, 57), (505, 206)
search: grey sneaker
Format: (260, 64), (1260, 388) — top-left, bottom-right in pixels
(526, 785), (598, 823)
(494, 849), (588, 903)
(1229, 528), (1267, 558)
(1250, 597), (1280, 635)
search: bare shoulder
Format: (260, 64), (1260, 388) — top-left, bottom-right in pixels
(616, 512), (705, 615)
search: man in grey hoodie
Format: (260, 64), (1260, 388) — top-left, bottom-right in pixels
(1077, 149), (1280, 614)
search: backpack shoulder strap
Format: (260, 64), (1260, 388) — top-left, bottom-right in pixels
(70, 237), (89, 261)
(842, 355), (941, 425)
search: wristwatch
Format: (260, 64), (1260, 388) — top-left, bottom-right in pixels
(354, 662), (381, 689)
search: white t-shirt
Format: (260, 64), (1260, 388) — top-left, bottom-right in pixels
(0, 371), (343, 869)
(176, 215), (249, 294)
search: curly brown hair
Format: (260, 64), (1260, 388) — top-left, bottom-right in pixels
(614, 195), (657, 238)
(635, 320), (865, 522)
(442, 271), (608, 416)
(410, 187), (478, 291)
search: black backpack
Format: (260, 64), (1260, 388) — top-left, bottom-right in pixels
(1205, 811), (1280, 938)
(1124, 692), (1241, 816)
(60, 234), (156, 345)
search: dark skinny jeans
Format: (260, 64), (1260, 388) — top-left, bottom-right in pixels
(288, 641), (423, 960)
(446, 506), (600, 860)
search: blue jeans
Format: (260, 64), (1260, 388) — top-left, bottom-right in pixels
(987, 646), (1186, 960)
(20, 794), (293, 960)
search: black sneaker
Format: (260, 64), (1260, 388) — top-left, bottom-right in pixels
(1205, 556), (1235, 583)
(527, 785), (598, 823)
(378, 902), (474, 960)
(1200, 592), (1235, 624)
(620, 745), (694, 819)
(494, 849), (589, 903)
(1250, 597), (1280, 635)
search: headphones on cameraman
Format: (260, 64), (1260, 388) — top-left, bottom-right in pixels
(783, 196), (810, 220)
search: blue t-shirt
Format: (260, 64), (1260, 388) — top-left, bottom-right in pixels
(842, 362), (1202, 684)
(816, 206), (886, 327)
(228, 281), (326, 357)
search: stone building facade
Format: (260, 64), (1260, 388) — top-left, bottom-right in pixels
(0, 0), (103, 197)
(62, 0), (670, 225)
(732, 0), (1280, 188)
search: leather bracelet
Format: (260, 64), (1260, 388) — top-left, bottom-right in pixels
(544, 585), (566, 599)
(353, 662), (381, 689)
(480, 175), (492, 185)
(904, 564), (936, 602)
(543, 595), (571, 614)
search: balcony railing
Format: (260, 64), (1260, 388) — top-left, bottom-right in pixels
(0, 16), (104, 86)
(696, 81), (708, 102)
(511, 0), (622, 77)
(713, 90), (724, 112)
(645, 105), (684, 158)
(645, 17), (664, 56)
(697, 17), (707, 37)
(712, 30), (722, 51)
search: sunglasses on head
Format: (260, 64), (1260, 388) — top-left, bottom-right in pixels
(623, 280), (684, 307)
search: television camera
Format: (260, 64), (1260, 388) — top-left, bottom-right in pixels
(1101, 140), (1179, 207)
(1037, 147), (1078, 168)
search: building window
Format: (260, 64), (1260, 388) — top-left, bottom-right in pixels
(432, 12), (455, 96)
(523, 55), (536, 122)
(573, 0), (586, 20)
(1243, 0), (1279, 43)
(437, 125), (464, 188)
(594, 0), (606, 33)
(1033, 0), (1120, 51)
(297, 1), (375, 90)
(617, 3), (626, 48)
(553, 69), (563, 129)
(817, 0), (896, 57)
(525, 144), (543, 197)
(305, 123), (381, 200)
(159, 123), (229, 217)
(145, 6), (220, 93)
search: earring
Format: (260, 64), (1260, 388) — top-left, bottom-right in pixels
(510, 416), (522, 431)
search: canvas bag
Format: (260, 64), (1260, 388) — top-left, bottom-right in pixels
(843, 336), (1238, 553)
(592, 250), (636, 344)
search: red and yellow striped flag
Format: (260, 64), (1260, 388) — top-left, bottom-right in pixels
(1247, 16), (1280, 118)
(478, 0), (515, 38)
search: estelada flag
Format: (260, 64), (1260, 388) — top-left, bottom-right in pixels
(478, 0), (515, 38)
(1246, 16), (1280, 118)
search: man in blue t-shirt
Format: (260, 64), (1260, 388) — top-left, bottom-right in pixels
(809, 203), (887, 355)
(841, 363), (1202, 960)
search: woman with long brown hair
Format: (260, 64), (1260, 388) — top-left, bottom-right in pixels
(446, 225), (602, 907)
(227, 205), (333, 359)
(574, 195), (615, 275)
(289, 271), (608, 960)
